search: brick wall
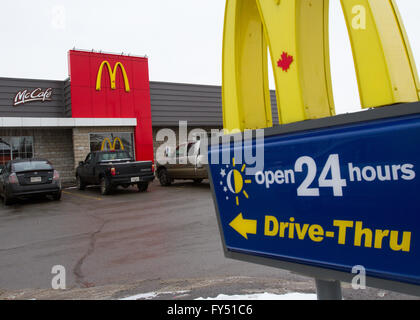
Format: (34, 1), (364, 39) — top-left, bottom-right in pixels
(0, 125), (222, 186)
(0, 128), (75, 185)
(34, 129), (74, 185)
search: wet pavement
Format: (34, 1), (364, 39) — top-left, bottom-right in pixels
(0, 180), (418, 299)
(0, 181), (288, 289)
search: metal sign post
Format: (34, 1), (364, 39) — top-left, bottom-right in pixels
(315, 279), (342, 300)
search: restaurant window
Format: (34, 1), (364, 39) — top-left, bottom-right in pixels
(89, 132), (135, 158)
(0, 136), (34, 165)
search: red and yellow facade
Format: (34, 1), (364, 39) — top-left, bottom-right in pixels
(69, 50), (154, 163)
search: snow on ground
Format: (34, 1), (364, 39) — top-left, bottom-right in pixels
(120, 292), (159, 300)
(197, 292), (316, 300)
(120, 291), (190, 300)
(120, 291), (316, 300)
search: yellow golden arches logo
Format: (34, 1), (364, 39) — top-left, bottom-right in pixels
(222, 0), (420, 132)
(96, 61), (130, 92)
(101, 137), (125, 151)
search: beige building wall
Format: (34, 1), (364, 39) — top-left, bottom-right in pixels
(0, 125), (222, 186)
(0, 128), (75, 185)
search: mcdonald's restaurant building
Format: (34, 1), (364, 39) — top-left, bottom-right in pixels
(0, 50), (280, 185)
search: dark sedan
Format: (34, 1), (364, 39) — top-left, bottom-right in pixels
(0, 159), (62, 205)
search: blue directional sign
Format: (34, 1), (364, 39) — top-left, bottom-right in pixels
(208, 108), (420, 286)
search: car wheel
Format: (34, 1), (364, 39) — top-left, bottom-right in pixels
(52, 191), (62, 201)
(158, 168), (172, 186)
(100, 177), (111, 195)
(193, 179), (203, 184)
(76, 175), (86, 191)
(137, 182), (149, 192)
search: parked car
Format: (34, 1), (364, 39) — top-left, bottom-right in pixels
(76, 150), (155, 195)
(156, 140), (207, 186)
(0, 158), (62, 205)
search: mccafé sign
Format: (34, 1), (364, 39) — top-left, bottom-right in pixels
(13, 88), (53, 106)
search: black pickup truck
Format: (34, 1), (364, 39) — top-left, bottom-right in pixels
(76, 151), (154, 195)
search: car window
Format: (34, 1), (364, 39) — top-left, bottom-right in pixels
(98, 151), (131, 161)
(12, 161), (53, 172)
(85, 153), (93, 163)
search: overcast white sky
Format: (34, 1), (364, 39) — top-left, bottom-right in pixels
(0, 0), (419, 115)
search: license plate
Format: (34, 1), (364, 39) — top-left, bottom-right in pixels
(131, 177), (140, 183)
(31, 177), (42, 183)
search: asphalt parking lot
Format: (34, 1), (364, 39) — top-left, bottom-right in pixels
(0, 180), (418, 299)
(0, 181), (287, 289)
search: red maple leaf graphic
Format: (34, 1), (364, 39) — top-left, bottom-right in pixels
(277, 52), (294, 72)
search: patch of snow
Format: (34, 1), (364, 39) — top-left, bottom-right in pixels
(196, 292), (317, 300)
(120, 291), (316, 301)
(120, 290), (189, 300)
(120, 292), (158, 300)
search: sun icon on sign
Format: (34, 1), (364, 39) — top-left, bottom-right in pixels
(220, 158), (252, 207)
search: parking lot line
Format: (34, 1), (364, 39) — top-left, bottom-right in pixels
(62, 190), (103, 201)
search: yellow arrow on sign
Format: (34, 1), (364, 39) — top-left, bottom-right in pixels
(229, 213), (257, 240)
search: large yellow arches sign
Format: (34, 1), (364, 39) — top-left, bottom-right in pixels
(96, 61), (131, 92)
(222, 0), (420, 132)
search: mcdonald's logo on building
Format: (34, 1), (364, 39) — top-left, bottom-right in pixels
(222, 0), (420, 132)
(101, 137), (125, 151)
(96, 61), (130, 92)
